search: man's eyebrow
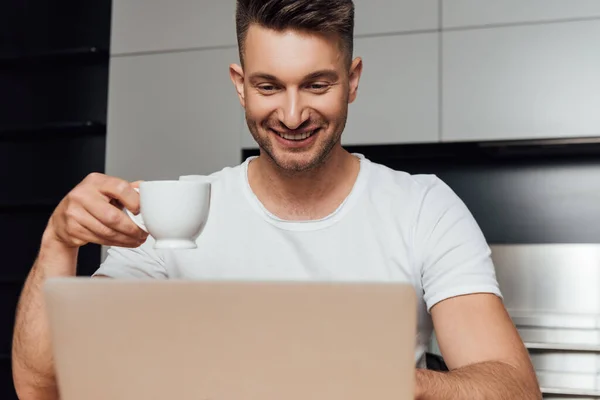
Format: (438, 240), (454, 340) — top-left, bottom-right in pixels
(248, 72), (279, 82)
(248, 69), (340, 83)
(303, 69), (340, 81)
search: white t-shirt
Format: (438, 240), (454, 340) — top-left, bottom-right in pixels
(95, 154), (502, 367)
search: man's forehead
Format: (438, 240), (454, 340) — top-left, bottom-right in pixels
(243, 24), (344, 72)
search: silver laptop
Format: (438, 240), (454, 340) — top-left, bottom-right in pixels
(44, 278), (417, 400)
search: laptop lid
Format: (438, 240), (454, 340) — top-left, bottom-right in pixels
(44, 278), (417, 400)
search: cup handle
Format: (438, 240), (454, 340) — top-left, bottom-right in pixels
(123, 188), (148, 233)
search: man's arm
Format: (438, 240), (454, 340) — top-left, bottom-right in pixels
(415, 293), (541, 400)
(12, 174), (147, 400)
(12, 234), (78, 400)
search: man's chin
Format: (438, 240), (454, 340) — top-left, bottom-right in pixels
(269, 153), (321, 173)
(255, 134), (338, 173)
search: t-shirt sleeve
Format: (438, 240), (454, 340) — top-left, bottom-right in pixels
(92, 235), (168, 279)
(413, 176), (502, 312)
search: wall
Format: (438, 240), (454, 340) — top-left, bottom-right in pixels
(105, 1), (241, 182)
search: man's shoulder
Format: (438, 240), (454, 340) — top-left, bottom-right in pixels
(203, 158), (251, 192)
(206, 161), (245, 181)
(364, 157), (449, 200)
(360, 157), (468, 227)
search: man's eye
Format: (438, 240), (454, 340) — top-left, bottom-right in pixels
(308, 83), (330, 92)
(257, 84), (277, 92)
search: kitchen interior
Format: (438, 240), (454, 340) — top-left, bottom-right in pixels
(2, 0), (600, 399)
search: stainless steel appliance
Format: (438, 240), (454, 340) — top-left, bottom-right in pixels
(491, 244), (600, 399)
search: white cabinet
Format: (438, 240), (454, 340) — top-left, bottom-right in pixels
(110, 0), (440, 54)
(110, 0), (237, 54)
(106, 48), (243, 181)
(354, 0), (438, 35)
(443, 0), (600, 28)
(442, 20), (600, 142)
(343, 33), (439, 145)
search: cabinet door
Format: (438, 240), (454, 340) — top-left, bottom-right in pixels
(443, 0), (600, 28)
(110, 0), (237, 54)
(354, 0), (438, 35)
(343, 33), (439, 145)
(442, 20), (600, 142)
(106, 48), (243, 181)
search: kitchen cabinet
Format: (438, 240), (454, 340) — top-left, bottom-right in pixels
(354, 0), (438, 36)
(110, 0), (438, 55)
(110, 0), (237, 55)
(106, 48), (243, 181)
(443, 0), (600, 28)
(343, 33), (439, 145)
(442, 19), (600, 142)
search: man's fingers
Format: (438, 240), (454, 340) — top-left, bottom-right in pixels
(97, 176), (141, 214)
(80, 195), (147, 240)
(76, 211), (147, 248)
(131, 180), (144, 189)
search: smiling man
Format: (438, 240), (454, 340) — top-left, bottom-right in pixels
(227, 2), (540, 397)
(12, 1), (541, 399)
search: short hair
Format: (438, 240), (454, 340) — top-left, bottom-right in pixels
(235, 0), (355, 68)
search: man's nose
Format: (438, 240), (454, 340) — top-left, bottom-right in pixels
(277, 90), (310, 130)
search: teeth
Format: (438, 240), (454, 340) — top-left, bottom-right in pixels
(280, 130), (316, 141)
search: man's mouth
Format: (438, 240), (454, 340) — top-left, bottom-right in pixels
(272, 129), (319, 141)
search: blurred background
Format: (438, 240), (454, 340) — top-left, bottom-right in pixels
(2, 0), (600, 398)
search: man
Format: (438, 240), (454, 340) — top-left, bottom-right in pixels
(12, 0), (541, 399)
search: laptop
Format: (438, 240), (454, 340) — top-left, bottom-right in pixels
(44, 278), (417, 400)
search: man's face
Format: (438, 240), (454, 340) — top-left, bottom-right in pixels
(230, 24), (362, 172)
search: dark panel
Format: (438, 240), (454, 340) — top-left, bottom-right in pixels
(404, 158), (600, 244)
(0, 282), (23, 356)
(0, 63), (108, 127)
(0, 0), (111, 54)
(0, 134), (106, 207)
(243, 141), (600, 244)
(78, 245), (103, 277)
(0, 211), (52, 281)
(0, 356), (16, 400)
(0, 121), (106, 141)
(0, 0), (111, 395)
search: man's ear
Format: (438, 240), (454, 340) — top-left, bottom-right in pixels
(348, 57), (363, 104)
(229, 63), (246, 108)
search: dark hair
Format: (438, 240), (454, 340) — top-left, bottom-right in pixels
(235, 0), (355, 67)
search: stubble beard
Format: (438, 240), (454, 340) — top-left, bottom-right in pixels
(245, 109), (348, 175)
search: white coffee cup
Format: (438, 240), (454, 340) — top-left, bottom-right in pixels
(125, 180), (211, 249)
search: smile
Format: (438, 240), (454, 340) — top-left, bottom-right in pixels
(275, 129), (318, 141)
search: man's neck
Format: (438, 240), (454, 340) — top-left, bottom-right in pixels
(248, 147), (360, 221)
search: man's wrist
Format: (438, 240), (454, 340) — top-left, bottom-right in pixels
(38, 226), (79, 277)
(415, 368), (429, 400)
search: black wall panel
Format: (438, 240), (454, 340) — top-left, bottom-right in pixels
(0, 0), (111, 396)
(0, 135), (106, 207)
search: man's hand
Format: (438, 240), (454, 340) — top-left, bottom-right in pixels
(46, 172), (148, 249)
(415, 293), (541, 400)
